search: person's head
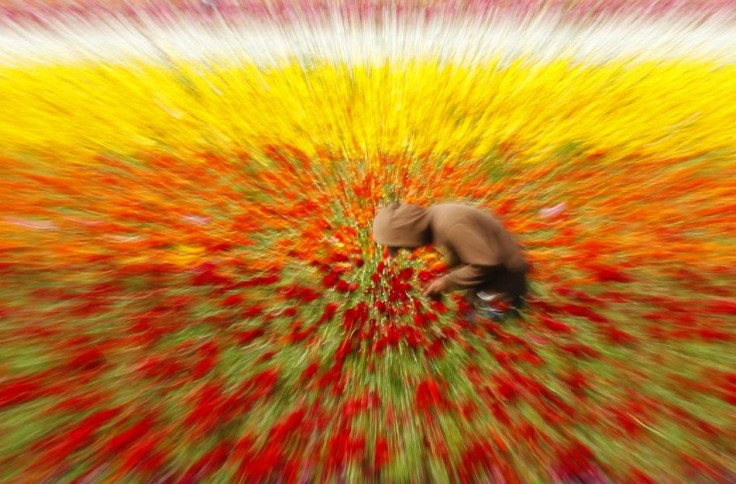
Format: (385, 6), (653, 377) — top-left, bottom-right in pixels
(372, 202), (432, 256)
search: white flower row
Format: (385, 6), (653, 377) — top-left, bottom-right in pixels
(1, 9), (735, 66)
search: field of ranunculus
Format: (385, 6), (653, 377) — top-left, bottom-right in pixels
(1, 3), (735, 483)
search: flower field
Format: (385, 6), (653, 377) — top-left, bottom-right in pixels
(1, 2), (735, 483)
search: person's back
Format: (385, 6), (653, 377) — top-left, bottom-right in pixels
(426, 203), (527, 274)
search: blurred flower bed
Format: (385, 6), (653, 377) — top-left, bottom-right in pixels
(0, 20), (735, 484)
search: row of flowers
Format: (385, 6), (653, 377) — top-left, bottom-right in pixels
(1, 144), (734, 481)
(4, 0), (736, 26)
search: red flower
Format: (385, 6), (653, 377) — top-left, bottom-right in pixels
(454, 295), (473, 315)
(399, 267), (414, 281)
(404, 326), (427, 348)
(39, 408), (121, 463)
(326, 429), (366, 470)
(67, 348), (107, 372)
(280, 284), (321, 302)
(318, 302), (339, 324)
(137, 356), (184, 380)
(554, 440), (596, 480)
(493, 351), (514, 370)
(430, 299), (448, 314)
(417, 270), (435, 283)
(236, 328), (265, 345)
(0, 378), (46, 409)
(121, 434), (166, 474)
(221, 294), (243, 307)
(374, 300), (387, 314)
(335, 279), (351, 292)
(563, 370), (589, 397)
(694, 418), (720, 440)
(192, 268), (231, 286)
(705, 299), (736, 315)
(415, 379), (447, 416)
(643, 311), (668, 322)
(560, 343), (600, 359)
(48, 393), (108, 414)
(698, 328), (733, 342)
(559, 303), (609, 323)
(269, 408), (307, 442)
(425, 339), (445, 358)
(242, 304), (264, 319)
(459, 439), (499, 482)
(165, 295), (193, 309)
(627, 469), (657, 484)
(518, 423), (539, 443)
(412, 313), (427, 327)
(559, 287), (606, 306)
(258, 351), (276, 363)
(520, 349), (543, 366)
(612, 409), (640, 437)
(605, 327), (638, 345)
(374, 437), (390, 472)
(722, 390), (736, 405)
(540, 316), (574, 333)
(341, 395), (375, 419)
(192, 356), (217, 378)
(102, 415), (156, 456)
(300, 362), (320, 383)
(322, 271), (339, 288)
(248, 368), (280, 396)
(334, 339), (355, 362)
(329, 252), (350, 264)
(71, 300), (110, 318)
(207, 242), (232, 253)
(181, 441), (231, 481)
(495, 377), (519, 401)
(600, 290), (633, 302)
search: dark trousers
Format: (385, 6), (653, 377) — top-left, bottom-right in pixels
(467, 264), (529, 308)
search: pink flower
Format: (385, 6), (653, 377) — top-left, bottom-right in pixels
(539, 202), (566, 218)
(4, 216), (57, 230)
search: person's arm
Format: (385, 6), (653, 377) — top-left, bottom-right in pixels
(429, 221), (496, 292)
(439, 264), (491, 291)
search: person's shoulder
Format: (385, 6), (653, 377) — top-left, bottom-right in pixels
(430, 202), (476, 211)
(430, 202), (485, 216)
(428, 203), (483, 227)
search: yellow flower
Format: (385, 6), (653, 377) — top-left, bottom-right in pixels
(0, 59), (734, 167)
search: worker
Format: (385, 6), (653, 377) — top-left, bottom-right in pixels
(372, 202), (529, 319)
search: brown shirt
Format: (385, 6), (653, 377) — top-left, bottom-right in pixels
(372, 202), (527, 290)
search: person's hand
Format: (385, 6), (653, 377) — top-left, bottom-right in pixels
(423, 278), (447, 298)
